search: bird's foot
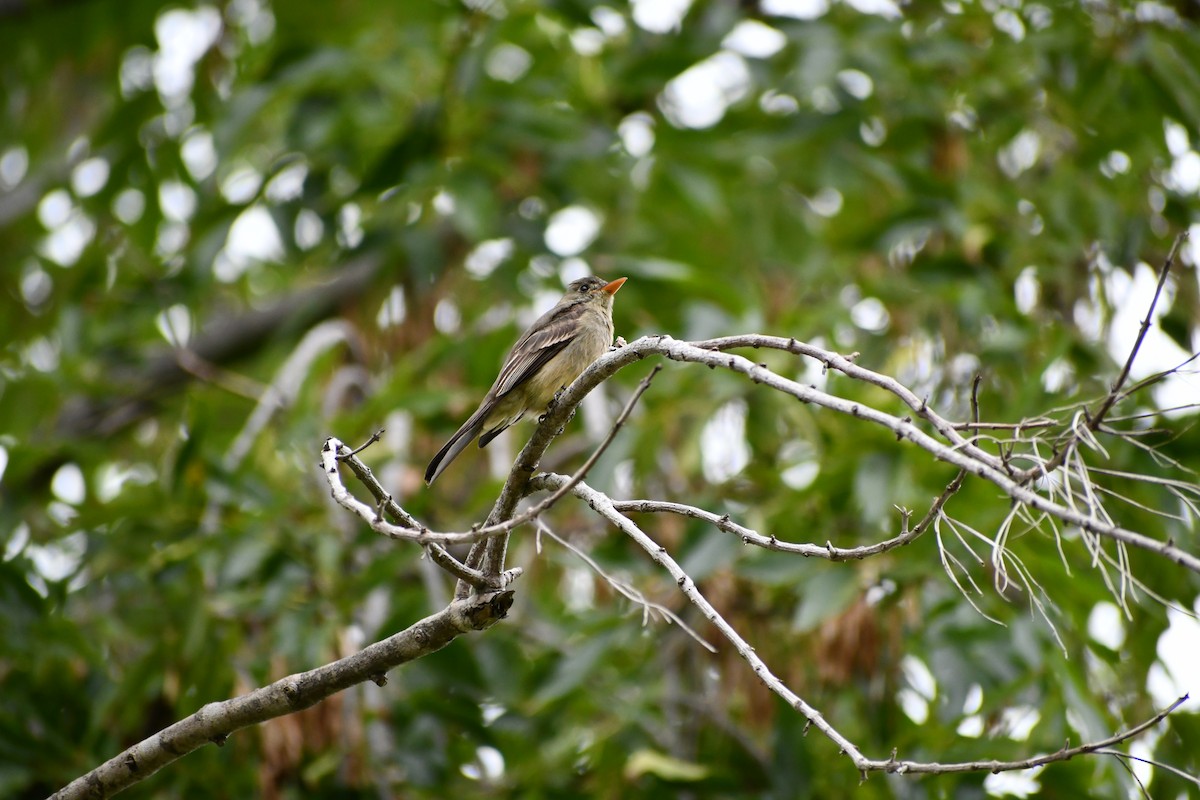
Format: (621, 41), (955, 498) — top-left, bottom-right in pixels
(540, 389), (563, 421)
(610, 335), (627, 350)
(540, 388), (576, 423)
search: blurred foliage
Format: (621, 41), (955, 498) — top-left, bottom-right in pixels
(1, 0), (1199, 797)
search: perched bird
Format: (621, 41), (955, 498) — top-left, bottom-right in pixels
(424, 275), (627, 485)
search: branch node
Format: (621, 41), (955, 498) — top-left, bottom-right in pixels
(211, 734), (228, 747)
(370, 673), (388, 687)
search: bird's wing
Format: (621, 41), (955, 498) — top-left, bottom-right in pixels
(491, 301), (585, 398)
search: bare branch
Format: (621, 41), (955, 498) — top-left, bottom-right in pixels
(1013, 232), (1186, 485)
(49, 591), (515, 800)
(540, 473), (1191, 781)
(1113, 352), (1200, 407)
(613, 498), (936, 561)
(1096, 234), (1185, 424)
(691, 334), (1005, 473)
(613, 463), (964, 570)
(330, 440), (423, 530)
(857, 695), (1191, 776)
(326, 335), (1200, 575)
(532, 473), (871, 765)
(952, 419), (1058, 431)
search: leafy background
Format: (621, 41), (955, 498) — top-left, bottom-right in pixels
(1, 0), (1199, 797)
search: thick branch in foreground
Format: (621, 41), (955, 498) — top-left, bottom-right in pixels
(50, 592), (514, 800)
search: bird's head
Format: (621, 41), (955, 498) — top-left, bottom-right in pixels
(565, 275), (626, 305)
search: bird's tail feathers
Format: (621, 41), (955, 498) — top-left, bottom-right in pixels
(424, 412), (485, 485)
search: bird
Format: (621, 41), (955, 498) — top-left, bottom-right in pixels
(424, 275), (627, 485)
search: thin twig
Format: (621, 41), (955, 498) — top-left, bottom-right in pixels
(1092, 748), (1200, 787)
(1015, 232), (1186, 485)
(330, 443), (495, 585)
(858, 695), (1191, 775)
(1097, 234), (1185, 422)
(536, 519), (716, 653)
(339, 429), (385, 458)
(1114, 352), (1200, 406)
(613, 494), (949, 561)
(952, 419), (1058, 431)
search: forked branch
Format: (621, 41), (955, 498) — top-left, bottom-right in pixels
(531, 473), (1189, 783)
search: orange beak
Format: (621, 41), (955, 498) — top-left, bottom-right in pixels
(601, 277), (627, 295)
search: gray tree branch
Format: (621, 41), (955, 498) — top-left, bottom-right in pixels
(49, 591), (514, 800)
(531, 472), (1190, 783)
(528, 472), (870, 766)
(60, 308), (1197, 796)
(323, 335), (1200, 575)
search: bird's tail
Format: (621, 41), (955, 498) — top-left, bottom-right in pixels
(425, 411), (485, 485)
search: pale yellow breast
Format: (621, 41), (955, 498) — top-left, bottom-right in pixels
(524, 307), (613, 409)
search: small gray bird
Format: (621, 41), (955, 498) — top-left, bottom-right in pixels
(424, 275), (627, 485)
